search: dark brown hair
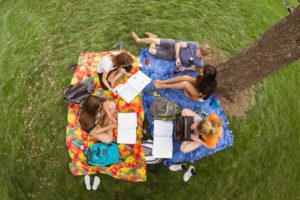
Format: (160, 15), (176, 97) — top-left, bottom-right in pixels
(112, 52), (133, 68)
(79, 95), (106, 130)
(195, 64), (217, 100)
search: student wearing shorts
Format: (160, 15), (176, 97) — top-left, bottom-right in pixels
(131, 32), (211, 71)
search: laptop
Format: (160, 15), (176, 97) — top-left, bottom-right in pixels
(175, 114), (194, 141)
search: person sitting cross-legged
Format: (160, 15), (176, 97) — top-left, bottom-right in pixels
(168, 108), (223, 182)
(79, 95), (117, 144)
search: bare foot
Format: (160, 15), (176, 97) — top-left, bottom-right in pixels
(131, 32), (141, 44)
(153, 80), (163, 85)
(144, 32), (158, 38)
(154, 82), (165, 89)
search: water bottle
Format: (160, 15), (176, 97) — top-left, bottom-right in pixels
(72, 140), (84, 150)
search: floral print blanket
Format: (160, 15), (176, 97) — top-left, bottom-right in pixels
(66, 50), (146, 182)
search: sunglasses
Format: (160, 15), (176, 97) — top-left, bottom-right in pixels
(121, 64), (133, 72)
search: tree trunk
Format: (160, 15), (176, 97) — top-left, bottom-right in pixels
(217, 6), (300, 100)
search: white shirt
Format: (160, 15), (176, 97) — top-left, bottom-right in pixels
(97, 55), (115, 73)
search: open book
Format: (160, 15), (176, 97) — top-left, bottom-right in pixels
(117, 113), (137, 144)
(114, 71), (151, 103)
(152, 120), (174, 158)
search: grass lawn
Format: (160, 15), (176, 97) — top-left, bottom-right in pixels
(0, 0), (300, 199)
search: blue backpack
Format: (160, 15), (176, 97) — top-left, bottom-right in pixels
(84, 143), (119, 166)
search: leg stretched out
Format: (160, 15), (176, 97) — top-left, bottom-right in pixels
(154, 80), (201, 99)
(154, 75), (196, 85)
(131, 32), (176, 60)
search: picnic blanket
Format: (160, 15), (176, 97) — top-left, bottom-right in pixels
(139, 48), (234, 165)
(66, 50), (146, 182)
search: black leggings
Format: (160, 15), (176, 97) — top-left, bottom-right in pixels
(97, 69), (118, 90)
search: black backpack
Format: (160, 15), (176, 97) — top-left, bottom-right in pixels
(64, 78), (95, 105)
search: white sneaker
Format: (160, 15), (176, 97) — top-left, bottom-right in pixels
(92, 176), (101, 190)
(169, 163), (187, 171)
(84, 175), (91, 190)
(183, 165), (197, 182)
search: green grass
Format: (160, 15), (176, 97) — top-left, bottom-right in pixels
(1, 0), (300, 199)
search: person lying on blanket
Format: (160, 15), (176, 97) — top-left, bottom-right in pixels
(131, 31), (211, 71)
(168, 108), (223, 182)
(97, 52), (133, 93)
(153, 64), (217, 101)
(79, 95), (117, 144)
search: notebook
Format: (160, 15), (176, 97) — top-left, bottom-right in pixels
(117, 113), (137, 144)
(114, 71), (151, 103)
(152, 120), (174, 158)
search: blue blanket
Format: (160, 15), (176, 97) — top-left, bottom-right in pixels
(139, 48), (233, 165)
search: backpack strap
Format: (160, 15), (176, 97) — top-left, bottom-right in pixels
(68, 83), (88, 99)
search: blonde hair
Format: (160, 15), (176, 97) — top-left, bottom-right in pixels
(200, 43), (212, 56)
(197, 119), (221, 136)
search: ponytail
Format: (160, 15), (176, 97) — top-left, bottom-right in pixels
(197, 119), (220, 136)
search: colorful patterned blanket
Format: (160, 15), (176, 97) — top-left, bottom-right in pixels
(66, 51), (146, 182)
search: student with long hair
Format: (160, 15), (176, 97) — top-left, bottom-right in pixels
(79, 95), (117, 144)
(169, 108), (223, 182)
(97, 52), (133, 93)
(131, 32), (211, 71)
(154, 64), (217, 101)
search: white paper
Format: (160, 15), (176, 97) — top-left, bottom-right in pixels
(152, 120), (174, 158)
(153, 137), (173, 158)
(114, 71), (151, 103)
(117, 84), (139, 103)
(127, 71), (151, 92)
(153, 120), (174, 137)
(117, 128), (136, 144)
(117, 113), (137, 144)
(118, 113), (137, 128)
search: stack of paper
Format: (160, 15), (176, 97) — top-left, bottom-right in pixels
(152, 120), (174, 158)
(117, 113), (137, 144)
(114, 71), (151, 103)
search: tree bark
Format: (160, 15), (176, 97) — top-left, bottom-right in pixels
(217, 6), (300, 100)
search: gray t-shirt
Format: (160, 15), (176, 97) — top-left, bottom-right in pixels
(179, 42), (204, 68)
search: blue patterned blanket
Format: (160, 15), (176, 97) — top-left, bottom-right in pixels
(139, 48), (233, 165)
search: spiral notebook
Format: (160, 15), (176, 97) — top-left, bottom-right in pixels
(152, 120), (174, 158)
(117, 113), (137, 144)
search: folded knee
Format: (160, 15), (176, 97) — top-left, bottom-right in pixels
(180, 144), (190, 154)
(107, 101), (116, 111)
(101, 135), (113, 144)
(181, 108), (191, 116)
(148, 45), (156, 55)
